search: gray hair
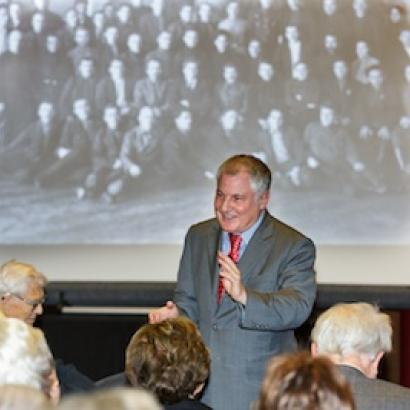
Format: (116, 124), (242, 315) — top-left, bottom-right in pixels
(311, 303), (392, 359)
(0, 384), (52, 410)
(0, 260), (47, 297)
(216, 154), (271, 197)
(0, 317), (53, 391)
(59, 388), (162, 410)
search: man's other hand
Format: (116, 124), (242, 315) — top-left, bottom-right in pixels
(148, 301), (179, 323)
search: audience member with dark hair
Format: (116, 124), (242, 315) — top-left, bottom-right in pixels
(258, 351), (355, 410)
(126, 317), (211, 409)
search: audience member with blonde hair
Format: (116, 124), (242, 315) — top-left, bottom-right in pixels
(0, 316), (59, 404)
(258, 351), (355, 410)
(0, 384), (53, 410)
(58, 387), (161, 410)
(126, 317), (211, 409)
(311, 302), (410, 409)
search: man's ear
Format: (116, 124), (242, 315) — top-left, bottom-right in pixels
(258, 190), (269, 210)
(369, 351), (384, 379)
(311, 342), (318, 357)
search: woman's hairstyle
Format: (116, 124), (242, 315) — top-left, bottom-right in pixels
(311, 303), (392, 359)
(258, 351), (355, 410)
(58, 387), (162, 410)
(0, 317), (53, 392)
(126, 316), (210, 405)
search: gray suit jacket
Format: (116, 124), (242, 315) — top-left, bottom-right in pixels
(338, 365), (410, 410)
(174, 212), (316, 410)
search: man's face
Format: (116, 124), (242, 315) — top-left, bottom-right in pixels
(224, 65), (237, 84)
(109, 59), (123, 79)
(104, 26), (118, 45)
(146, 60), (161, 81)
(214, 34), (227, 52)
(8, 31), (22, 53)
(214, 171), (268, 234)
(285, 25), (298, 42)
(320, 106), (334, 127)
(324, 35), (337, 52)
(353, 0), (367, 17)
(74, 99), (90, 121)
(46, 35), (58, 53)
(293, 63), (308, 80)
(356, 41), (368, 58)
(104, 106), (119, 129)
(79, 59), (94, 78)
(38, 102), (54, 123)
(127, 33), (141, 53)
(175, 110), (192, 132)
(267, 110), (283, 129)
(258, 62), (273, 81)
(333, 61), (347, 79)
(323, 0), (336, 15)
(157, 31), (171, 50)
(0, 282), (44, 325)
(75, 28), (89, 47)
(117, 4), (131, 23)
(183, 30), (198, 48)
(179, 4), (192, 22)
(31, 12), (44, 32)
(405, 65), (410, 83)
(368, 69), (383, 88)
(198, 3), (211, 22)
(248, 40), (261, 59)
(221, 110), (238, 131)
(183, 61), (198, 82)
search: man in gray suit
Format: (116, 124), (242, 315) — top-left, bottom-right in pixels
(311, 302), (410, 410)
(149, 154), (316, 410)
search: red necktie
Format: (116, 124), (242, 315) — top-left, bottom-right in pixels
(217, 233), (242, 304)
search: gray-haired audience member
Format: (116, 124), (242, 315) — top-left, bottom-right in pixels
(0, 260), (95, 396)
(0, 316), (59, 404)
(0, 384), (54, 410)
(58, 387), (162, 410)
(311, 303), (410, 410)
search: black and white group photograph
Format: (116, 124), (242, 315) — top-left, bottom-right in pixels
(0, 0), (409, 244)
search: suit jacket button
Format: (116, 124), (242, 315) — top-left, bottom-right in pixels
(212, 324), (218, 331)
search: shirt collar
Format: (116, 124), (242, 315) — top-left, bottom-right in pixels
(222, 210), (265, 248)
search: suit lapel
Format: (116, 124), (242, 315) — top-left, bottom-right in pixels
(239, 213), (275, 285)
(207, 222), (222, 313)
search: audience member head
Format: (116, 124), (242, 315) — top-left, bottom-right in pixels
(0, 317), (55, 395)
(0, 260), (46, 325)
(258, 351), (355, 410)
(311, 303), (392, 379)
(0, 384), (53, 410)
(125, 317), (210, 405)
(58, 387), (161, 410)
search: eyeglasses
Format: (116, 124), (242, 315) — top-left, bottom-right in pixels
(5, 292), (45, 310)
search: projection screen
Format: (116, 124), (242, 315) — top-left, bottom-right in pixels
(0, 0), (409, 284)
